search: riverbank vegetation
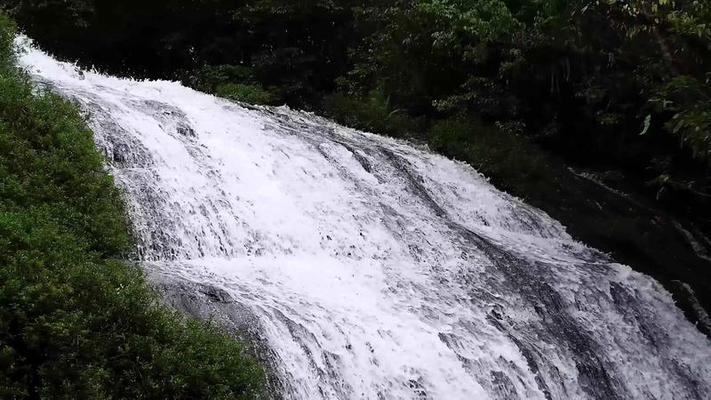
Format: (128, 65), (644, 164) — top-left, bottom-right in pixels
(0, 14), (264, 398)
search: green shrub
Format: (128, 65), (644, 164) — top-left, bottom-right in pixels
(428, 117), (552, 194)
(0, 15), (13, 70)
(215, 82), (277, 105)
(190, 65), (280, 105)
(323, 90), (424, 138)
(0, 13), (264, 399)
(651, 75), (711, 166)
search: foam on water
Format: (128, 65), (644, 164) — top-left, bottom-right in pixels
(17, 37), (711, 399)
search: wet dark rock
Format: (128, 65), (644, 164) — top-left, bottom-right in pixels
(148, 270), (285, 399)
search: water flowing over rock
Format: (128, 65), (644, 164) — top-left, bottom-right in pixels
(17, 39), (711, 400)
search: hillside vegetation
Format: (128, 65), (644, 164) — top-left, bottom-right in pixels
(0, 14), (264, 399)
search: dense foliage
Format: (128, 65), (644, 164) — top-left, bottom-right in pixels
(0, 14), (264, 399)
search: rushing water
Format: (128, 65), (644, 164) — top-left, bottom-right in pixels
(18, 39), (711, 400)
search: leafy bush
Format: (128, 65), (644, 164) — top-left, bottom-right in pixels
(651, 75), (711, 166)
(191, 65), (280, 105)
(323, 89), (424, 138)
(0, 13), (264, 399)
(215, 82), (277, 105)
(428, 117), (551, 194)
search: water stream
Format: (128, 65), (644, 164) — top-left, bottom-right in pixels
(18, 39), (711, 399)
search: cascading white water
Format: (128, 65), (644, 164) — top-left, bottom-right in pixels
(17, 38), (711, 400)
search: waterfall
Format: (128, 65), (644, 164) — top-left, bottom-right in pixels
(17, 39), (711, 400)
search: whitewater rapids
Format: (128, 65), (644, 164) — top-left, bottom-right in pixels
(17, 39), (711, 399)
